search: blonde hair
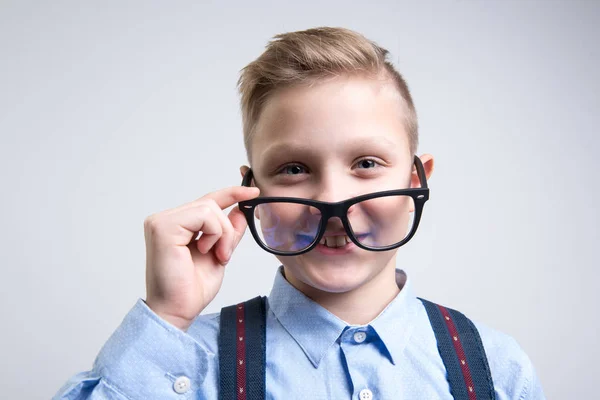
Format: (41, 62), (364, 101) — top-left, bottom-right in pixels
(237, 26), (418, 165)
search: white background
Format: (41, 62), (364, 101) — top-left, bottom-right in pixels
(1, 1), (598, 398)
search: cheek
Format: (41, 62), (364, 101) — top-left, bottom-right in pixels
(256, 204), (320, 231)
(348, 195), (415, 245)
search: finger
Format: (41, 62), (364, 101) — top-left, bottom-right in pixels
(227, 205), (250, 250)
(169, 204), (223, 248)
(183, 186), (259, 257)
(195, 231), (221, 255)
(161, 186), (260, 220)
(202, 200), (236, 263)
(162, 186), (260, 218)
(201, 186), (260, 210)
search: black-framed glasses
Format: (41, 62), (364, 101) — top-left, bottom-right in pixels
(238, 155), (430, 256)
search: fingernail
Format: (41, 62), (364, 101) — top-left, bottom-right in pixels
(221, 248), (232, 265)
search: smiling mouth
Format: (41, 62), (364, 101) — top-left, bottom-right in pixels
(295, 233), (369, 250)
(319, 235), (350, 248)
(318, 233), (369, 248)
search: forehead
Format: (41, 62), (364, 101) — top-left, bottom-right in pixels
(251, 75), (409, 167)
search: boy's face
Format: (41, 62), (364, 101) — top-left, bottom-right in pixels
(244, 75), (430, 295)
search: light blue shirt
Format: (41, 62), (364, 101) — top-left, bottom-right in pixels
(54, 267), (545, 399)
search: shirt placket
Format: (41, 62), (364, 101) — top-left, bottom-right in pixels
(339, 326), (380, 400)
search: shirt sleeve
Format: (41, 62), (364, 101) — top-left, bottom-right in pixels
(520, 360), (545, 400)
(53, 299), (211, 400)
(474, 320), (547, 400)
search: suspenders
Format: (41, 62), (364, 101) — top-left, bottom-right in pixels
(418, 298), (496, 400)
(218, 296), (495, 400)
(219, 296), (267, 400)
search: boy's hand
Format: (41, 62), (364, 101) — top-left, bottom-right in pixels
(143, 186), (260, 331)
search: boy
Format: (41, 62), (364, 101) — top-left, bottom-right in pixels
(54, 27), (545, 399)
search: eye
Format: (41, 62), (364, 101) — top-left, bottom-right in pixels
(355, 158), (381, 170)
(277, 164), (306, 176)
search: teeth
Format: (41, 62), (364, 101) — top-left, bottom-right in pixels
(320, 235), (351, 248)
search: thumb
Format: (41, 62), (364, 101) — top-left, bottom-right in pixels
(227, 204), (252, 250)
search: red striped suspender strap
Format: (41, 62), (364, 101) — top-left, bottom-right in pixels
(419, 297), (496, 400)
(219, 296), (266, 400)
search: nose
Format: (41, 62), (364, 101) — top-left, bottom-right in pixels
(307, 187), (349, 218)
(308, 207), (354, 221)
(307, 179), (359, 220)
(311, 174), (355, 204)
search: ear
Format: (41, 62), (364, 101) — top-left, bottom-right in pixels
(240, 165), (250, 178)
(410, 154), (435, 188)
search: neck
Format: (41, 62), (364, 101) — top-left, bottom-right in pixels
(284, 260), (401, 325)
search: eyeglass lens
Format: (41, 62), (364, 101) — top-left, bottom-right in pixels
(253, 194), (416, 253)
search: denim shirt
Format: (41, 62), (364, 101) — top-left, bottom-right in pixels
(54, 267), (545, 399)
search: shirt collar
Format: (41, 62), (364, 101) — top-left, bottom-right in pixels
(369, 268), (420, 365)
(267, 266), (420, 368)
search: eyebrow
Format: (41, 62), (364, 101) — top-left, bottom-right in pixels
(259, 136), (399, 166)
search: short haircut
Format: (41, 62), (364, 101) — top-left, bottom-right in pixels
(238, 26), (418, 165)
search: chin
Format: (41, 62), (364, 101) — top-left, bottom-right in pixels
(279, 253), (391, 294)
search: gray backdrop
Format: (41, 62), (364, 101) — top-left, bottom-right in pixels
(1, 1), (598, 398)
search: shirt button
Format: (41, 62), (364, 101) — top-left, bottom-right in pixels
(359, 388), (373, 400)
(353, 331), (367, 343)
(173, 376), (191, 394)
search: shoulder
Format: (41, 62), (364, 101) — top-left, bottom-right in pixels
(471, 319), (545, 399)
(187, 296), (269, 354)
(414, 298), (544, 399)
(188, 296), (270, 354)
